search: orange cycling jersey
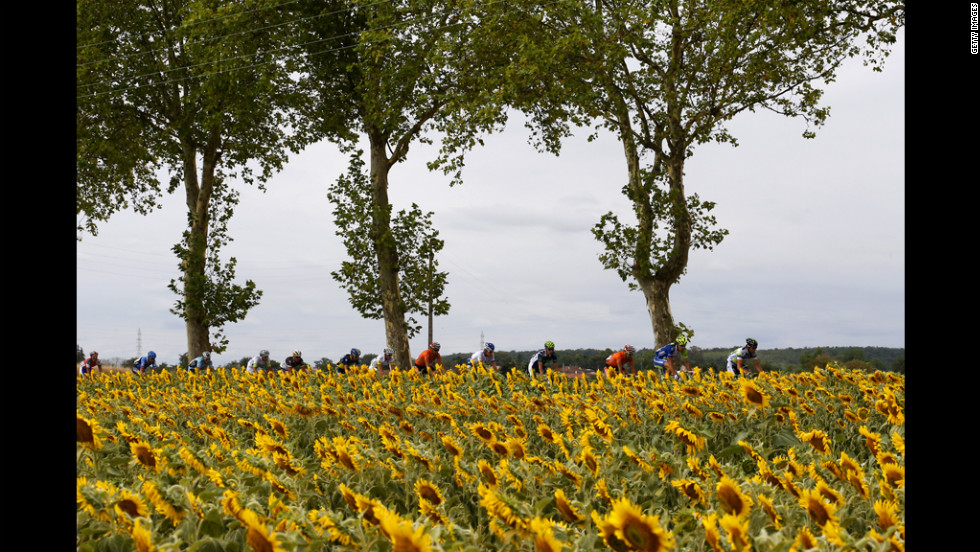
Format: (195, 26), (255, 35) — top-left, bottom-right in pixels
(415, 349), (442, 367)
(605, 350), (634, 369)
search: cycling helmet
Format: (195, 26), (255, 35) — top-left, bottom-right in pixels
(746, 338), (758, 348)
(260, 349), (270, 358)
(544, 340), (555, 349)
(624, 344), (636, 354)
(90, 351), (98, 356)
(383, 347), (393, 356)
(293, 350), (302, 358)
(430, 342), (441, 351)
(203, 352), (211, 360)
(484, 342), (495, 353)
(676, 335), (688, 346)
(147, 351), (156, 359)
(351, 348), (360, 357)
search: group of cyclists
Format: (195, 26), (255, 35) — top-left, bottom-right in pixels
(79, 337), (763, 379)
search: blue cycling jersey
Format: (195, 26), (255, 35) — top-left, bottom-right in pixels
(653, 343), (687, 367)
(188, 356), (214, 370)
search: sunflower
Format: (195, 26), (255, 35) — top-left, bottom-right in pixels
(580, 448), (601, 477)
(591, 510), (630, 552)
(333, 437), (362, 472)
(622, 446), (655, 473)
(797, 429), (832, 455)
(338, 484), (359, 511)
(798, 488), (839, 527)
(419, 499), (449, 526)
(141, 480), (183, 524)
(76, 415), (102, 449)
(715, 476), (752, 517)
(439, 433), (463, 458)
(605, 496), (674, 552)
(671, 479), (706, 506)
(470, 422), (496, 443)
(530, 517), (564, 552)
(129, 440), (160, 472)
(131, 518), (156, 552)
(881, 463), (905, 489)
(815, 480), (844, 506)
(587, 411), (615, 441)
(719, 513), (750, 551)
(506, 437), (527, 459)
(264, 415), (289, 440)
(241, 509), (287, 552)
(414, 479), (444, 507)
(874, 499), (901, 531)
(554, 489), (584, 523)
(664, 420), (706, 454)
(757, 494), (782, 529)
(701, 513), (724, 552)
(355, 494), (386, 526)
(739, 379), (769, 408)
(477, 459), (498, 487)
(537, 423), (559, 444)
(479, 484), (525, 531)
(115, 489), (151, 520)
(891, 432), (905, 455)
(792, 526), (818, 551)
(679, 385), (702, 398)
(490, 439), (510, 457)
(859, 426), (883, 456)
(838, 451), (861, 475)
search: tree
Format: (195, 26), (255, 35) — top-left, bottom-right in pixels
(291, 0), (512, 369)
(328, 156), (450, 341)
(76, 0), (309, 358)
(503, 0), (904, 347)
(77, 344), (86, 363)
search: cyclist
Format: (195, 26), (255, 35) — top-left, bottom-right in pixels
(79, 351), (103, 376)
(187, 352), (214, 372)
(726, 338), (762, 378)
(527, 341), (558, 377)
(469, 342), (499, 371)
(247, 350), (272, 374)
(337, 348), (361, 373)
(283, 350), (307, 371)
(414, 342), (443, 375)
(132, 351), (158, 374)
(653, 336), (692, 379)
(605, 345), (637, 376)
(369, 347), (395, 372)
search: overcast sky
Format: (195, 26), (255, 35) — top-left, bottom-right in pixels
(76, 30), (904, 366)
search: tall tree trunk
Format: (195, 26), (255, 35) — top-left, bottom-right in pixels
(637, 277), (676, 347)
(368, 134), (413, 370)
(181, 134), (219, 360)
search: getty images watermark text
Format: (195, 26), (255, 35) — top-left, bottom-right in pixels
(973, 3), (979, 53)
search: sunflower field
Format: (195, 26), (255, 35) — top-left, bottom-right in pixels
(76, 363), (905, 552)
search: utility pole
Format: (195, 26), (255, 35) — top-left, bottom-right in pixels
(427, 244), (433, 345)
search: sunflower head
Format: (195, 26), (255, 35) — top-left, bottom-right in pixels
(605, 497), (675, 552)
(414, 479), (444, 507)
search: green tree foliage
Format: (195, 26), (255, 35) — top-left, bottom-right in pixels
(500, 0), (904, 348)
(77, 344), (86, 363)
(76, 0), (310, 357)
(328, 156), (450, 340)
(290, 0), (513, 369)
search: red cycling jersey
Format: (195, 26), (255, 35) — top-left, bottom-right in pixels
(605, 350), (634, 369)
(415, 349), (442, 368)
